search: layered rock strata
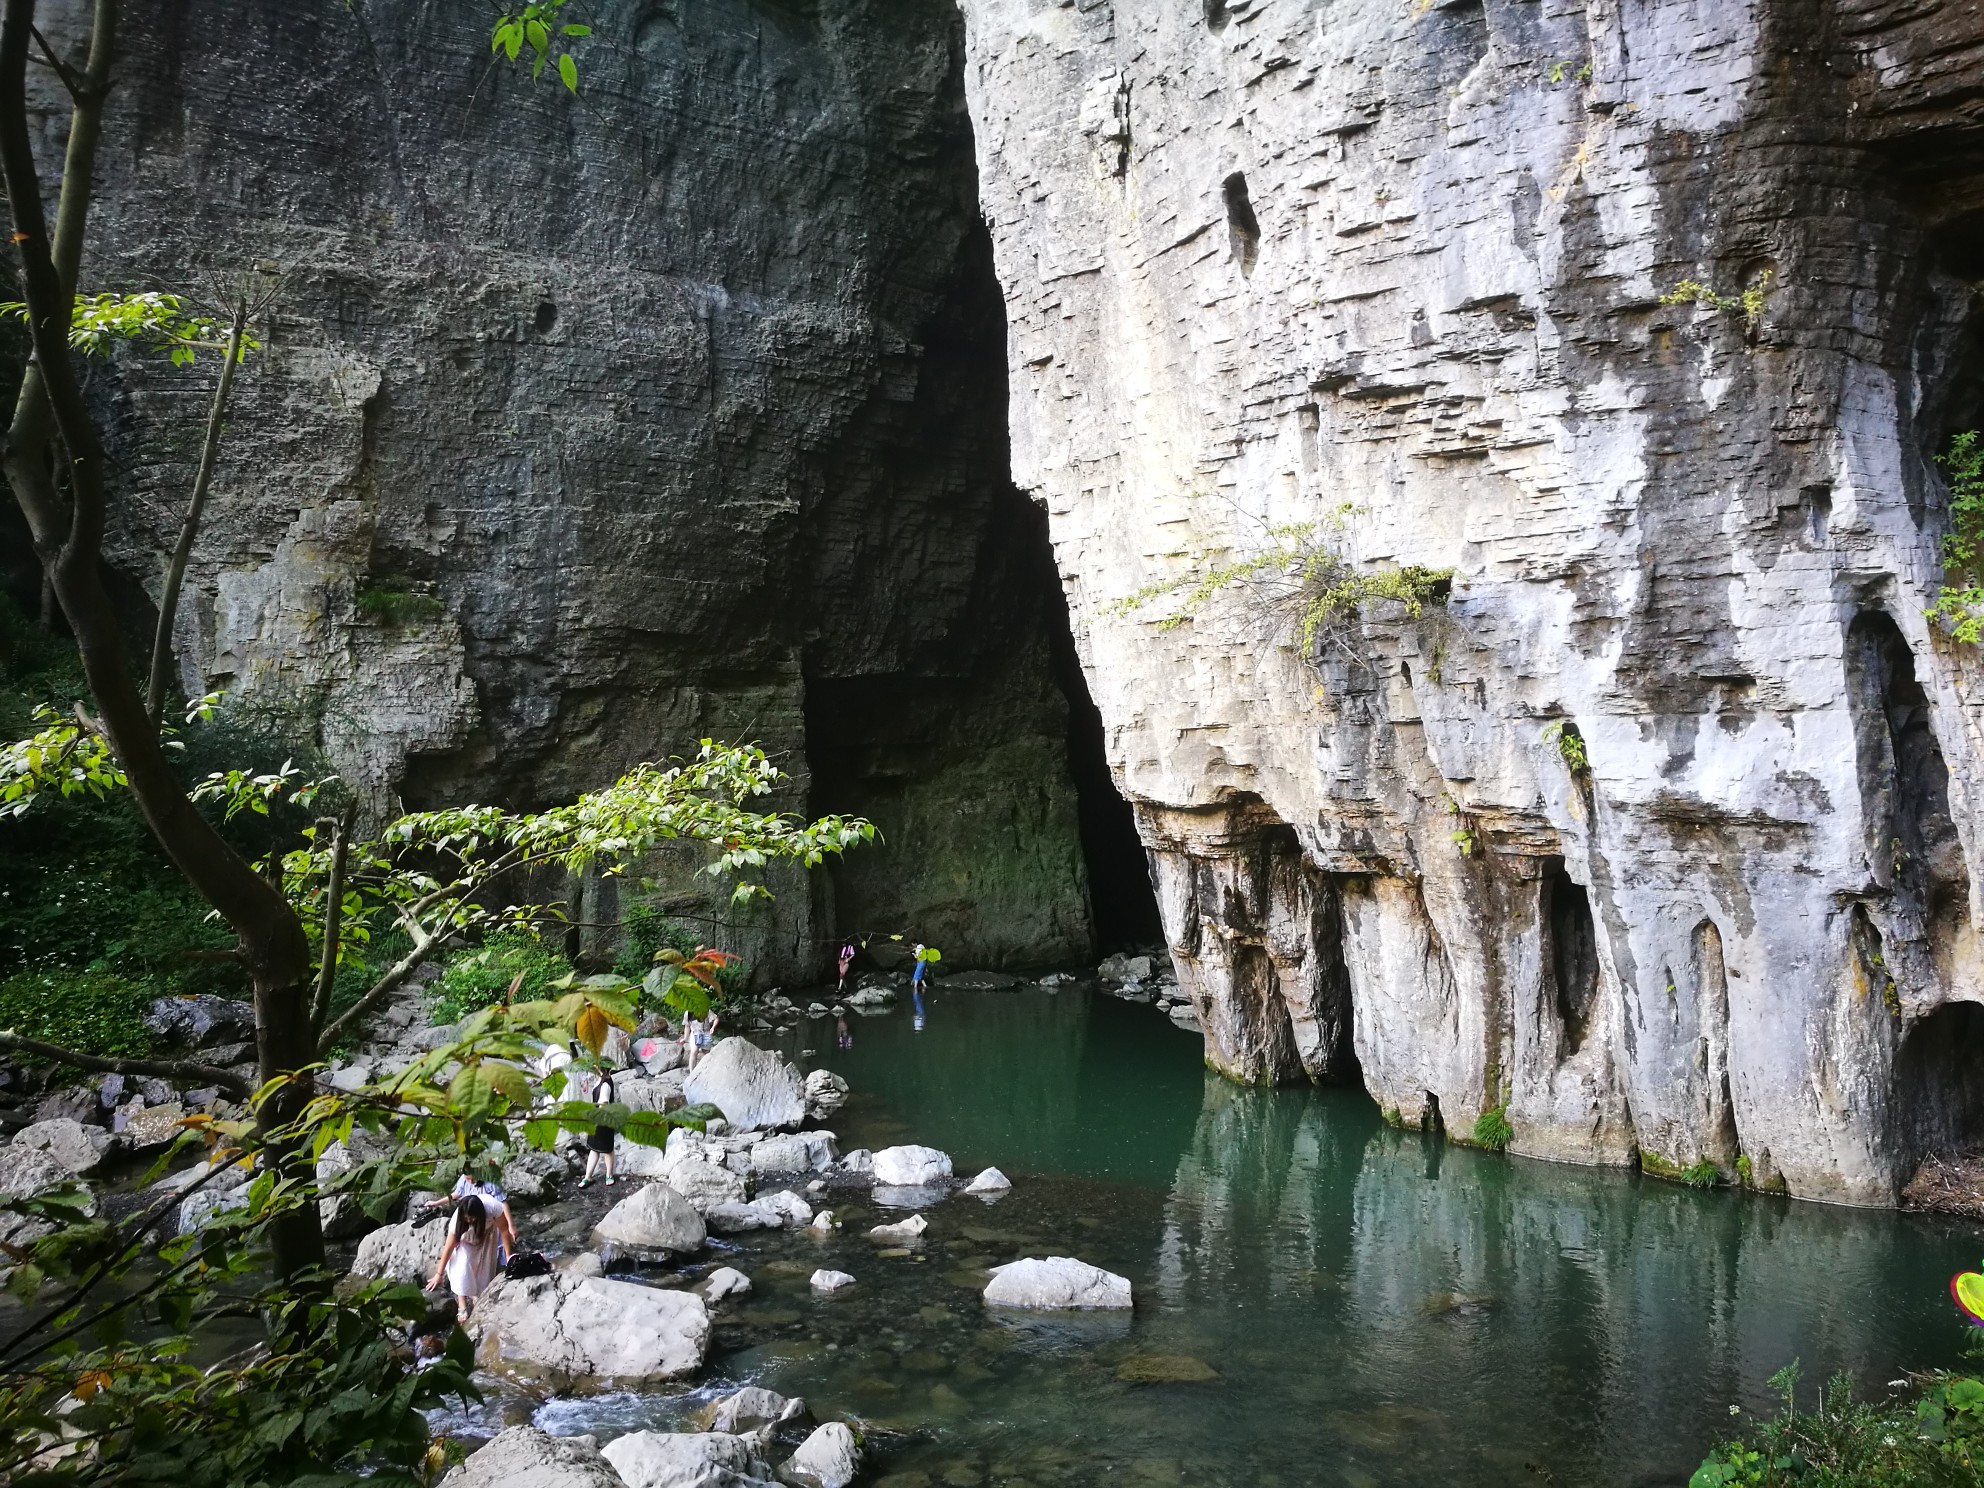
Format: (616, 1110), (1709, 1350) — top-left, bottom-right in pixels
(957, 0), (1984, 1203)
(48, 0), (1093, 975)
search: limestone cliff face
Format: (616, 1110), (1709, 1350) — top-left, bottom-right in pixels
(55, 0), (1093, 977)
(957, 0), (1984, 1203)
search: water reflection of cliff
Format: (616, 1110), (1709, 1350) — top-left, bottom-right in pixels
(1161, 1073), (1976, 1482)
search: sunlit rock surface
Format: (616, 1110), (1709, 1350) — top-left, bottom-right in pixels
(957, 0), (1984, 1203)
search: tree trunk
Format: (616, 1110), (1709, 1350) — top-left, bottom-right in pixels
(0, 0), (324, 1278)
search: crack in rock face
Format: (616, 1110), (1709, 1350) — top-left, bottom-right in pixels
(954, 0), (1984, 1204)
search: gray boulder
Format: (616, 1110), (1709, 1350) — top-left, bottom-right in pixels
(702, 1386), (805, 1435)
(349, 1217), (447, 1285)
(117, 1104), (186, 1151)
(472, 1267), (710, 1381)
(658, 1156), (749, 1210)
(144, 994), (256, 1048)
(602, 1431), (774, 1488)
(802, 1069), (848, 1120)
(682, 1040), (805, 1132)
(438, 1425), (625, 1488)
(503, 1147), (574, 1207)
(178, 1186), (251, 1236)
(594, 1181), (706, 1253)
(781, 1423), (861, 1488)
(750, 1131), (838, 1174)
(983, 1256), (1132, 1311)
(13, 1118), (111, 1177)
(963, 1167), (1012, 1195)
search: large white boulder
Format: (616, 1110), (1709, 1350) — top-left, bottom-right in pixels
(782, 1423), (861, 1488)
(602, 1430), (774, 1488)
(13, 1118), (111, 1177)
(593, 1181), (706, 1254)
(438, 1425), (625, 1488)
(871, 1144), (951, 1187)
(750, 1131), (838, 1174)
(682, 1039), (805, 1131)
(658, 1156), (749, 1210)
(349, 1217), (446, 1285)
(472, 1267), (710, 1381)
(983, 1256), (1133, 1311)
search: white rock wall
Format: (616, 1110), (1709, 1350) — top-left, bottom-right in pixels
(957, 0), (1984, 1203)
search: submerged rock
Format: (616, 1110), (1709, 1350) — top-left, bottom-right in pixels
(701, 1265), (752, 1302)
(1115, 1353), (1219, 1385)
(603, 1430), (773, 1488)
(871, 1145), (952, 1187)
(867, 1213), (928, 1241)
(782, 1422), (861, 1488)
(682, 1039), (805, 1132)
(983, 1257), (1132, 1311)
(438, 1425), (624, 1488)
(593, 1181), (706, 1254)
(472, 1265), (710, 1382)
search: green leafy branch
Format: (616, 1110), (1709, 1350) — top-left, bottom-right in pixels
(0, 291), (258, 369)
(492, 0), (592, 93)
(1660, 269), (1773, 331)
(1927, 429), (1984, 643)
(1540, 718), (1589, 773)
(1105, 512), (1453, 671)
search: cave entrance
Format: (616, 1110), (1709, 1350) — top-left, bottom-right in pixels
(1897, 1001), (1984, 1162)
(1846, 610), (1966, 906)
(797, 212), (1159, 971)
(1039, 509), (1164, 954)
(1543, 862), (1600, 1056)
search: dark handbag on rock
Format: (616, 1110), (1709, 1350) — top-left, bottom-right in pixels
(503, 1250), (552, 1280)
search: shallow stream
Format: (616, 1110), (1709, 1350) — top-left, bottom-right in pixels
(480, 985), (1984, 1486)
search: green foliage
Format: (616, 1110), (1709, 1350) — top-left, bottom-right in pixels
(1661, 270), (1773, 330)
(430, 930), (573, 1027)
(1541, 718), (1589, 773)
(1639, 1148), (1681, 1180)
(353, 582), (445, 628)
(1471, 1103), (1513, 1151)
(616, 906), (750, 1006)
(1927, 431), (1984, 643)
(1103, 511), (1452, 673)
(1736, 1152), (1755, 1186)
(492, 0), (591, 92)
(1545, 58), (1592, 84)
(0, 291), (254, 368)
(1681, 1158), (1722, 1188)
(0, 968), (157, 1059)
(1692, 1362), (1984, 1486)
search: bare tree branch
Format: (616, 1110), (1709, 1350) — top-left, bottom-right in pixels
(146, 291), (249, 720)
(0, 1032), (251, 1099)
(309, 803), (356, 1036)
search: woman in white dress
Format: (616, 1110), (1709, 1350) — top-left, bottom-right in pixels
(426, 1195), (502, 1319)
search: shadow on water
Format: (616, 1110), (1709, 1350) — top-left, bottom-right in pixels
(525, 987), (1984, 1486)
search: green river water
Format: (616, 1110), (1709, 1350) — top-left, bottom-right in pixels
(510, 985), (1982, 1486)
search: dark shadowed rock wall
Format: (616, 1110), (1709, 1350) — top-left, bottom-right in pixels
(45, 0), (1096, 978)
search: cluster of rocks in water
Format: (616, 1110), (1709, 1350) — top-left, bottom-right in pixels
(343, 1034), (1129, 1486)
(1090, 954), (1197, 1032)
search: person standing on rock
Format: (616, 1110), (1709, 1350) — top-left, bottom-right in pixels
(837, 941), (856, 994)
(682, 1008), (720, 1072)
(580, 1064), (618, 1187)
(910, 943), (930, 1031)
(427, 1194), (501, 1320)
